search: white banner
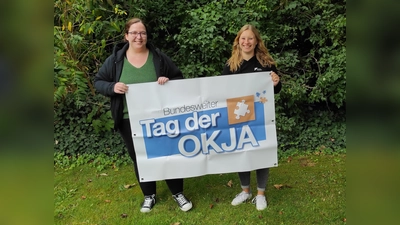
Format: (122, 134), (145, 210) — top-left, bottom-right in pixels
(126, 72), (278, 182)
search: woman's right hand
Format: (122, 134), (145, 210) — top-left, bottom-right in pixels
(114, 82), (129, 94)
(270, 72), (280, 86)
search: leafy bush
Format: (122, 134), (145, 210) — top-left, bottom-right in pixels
(54, 0), (346, 158)
(54, 94), (124, 156)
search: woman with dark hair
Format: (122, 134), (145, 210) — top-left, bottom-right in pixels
(94, 18), (192, 213)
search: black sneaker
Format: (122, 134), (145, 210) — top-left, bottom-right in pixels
(140, 194), (156, 213)
(172, 193), (193, 212)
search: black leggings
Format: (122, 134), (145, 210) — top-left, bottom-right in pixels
(118, 119), (183, 196)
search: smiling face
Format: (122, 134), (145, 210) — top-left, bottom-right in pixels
(238, 29), (258, 55)
(125, 22), (148, 50)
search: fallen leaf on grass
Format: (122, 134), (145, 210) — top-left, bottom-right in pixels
(227, 180), (233, 187)
(124, 183), (136, 189)
(81, 196), (86, 199)
(273, 184), (292, 190)
(287, 156), (292, 163)
(209, 204), (213, 209)
(258, 215), (263, 219)
(99, 173), (108, 176)
(279, 211), (283, 215)
(170, 223), (181, 225)
(305, 162), (316, 167)
(300, 159), (316, 167)
(343, 218), (346, 222)
(88, 179), (92, 182)
(120, 213), (128, 218)
(105, 200), (111, 203)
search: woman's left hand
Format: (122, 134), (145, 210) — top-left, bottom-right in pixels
(157, 76), (169, 85)
(271, 72), (280, 86)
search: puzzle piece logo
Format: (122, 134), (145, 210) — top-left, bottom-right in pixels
(234, 100), (250, 119)
(226, 95), (255, 125)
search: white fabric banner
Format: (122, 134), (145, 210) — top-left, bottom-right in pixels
(125, 72), (278, 182)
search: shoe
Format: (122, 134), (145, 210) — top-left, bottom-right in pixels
(231, 191), (252, 206)
(172, 193), (193, 212)
(140, 194), (156, 213)
(252, 195), (267, 210)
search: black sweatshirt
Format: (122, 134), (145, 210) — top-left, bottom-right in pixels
(221, 56), (282, 94)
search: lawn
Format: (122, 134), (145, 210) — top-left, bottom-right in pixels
(54, 153), (346, 225)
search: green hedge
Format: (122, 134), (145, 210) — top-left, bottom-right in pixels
(54, 0), (346, 156)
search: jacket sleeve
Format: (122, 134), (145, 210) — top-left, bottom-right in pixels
(159, 51), (183, 80)
(94, 56), (117, 97)
(271, 64), (282, 94)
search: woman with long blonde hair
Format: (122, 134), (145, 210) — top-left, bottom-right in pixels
(221, 24), (282, 211)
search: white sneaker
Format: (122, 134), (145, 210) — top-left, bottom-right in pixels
(140, 194), (156, 213)
(252, 195), (267, 210)
(231, 191), (252, 206)
(173, 193), (193, 212)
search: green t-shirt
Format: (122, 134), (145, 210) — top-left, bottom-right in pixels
(119, 52), (157, 119)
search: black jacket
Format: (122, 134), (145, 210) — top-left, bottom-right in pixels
(94, 42), (183, 130)
(221, 56), (282, 94)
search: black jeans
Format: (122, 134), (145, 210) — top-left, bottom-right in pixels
(118, 119), (183, 196)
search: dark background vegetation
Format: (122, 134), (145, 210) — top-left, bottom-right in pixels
(54, 0), (346, 157)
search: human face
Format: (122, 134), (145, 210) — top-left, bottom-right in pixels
(239, 30), (257, 55)
(125, 22), (147, 49)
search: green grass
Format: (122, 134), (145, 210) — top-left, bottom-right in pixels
(54, 153), (346, 225)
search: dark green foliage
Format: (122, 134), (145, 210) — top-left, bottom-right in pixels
(54, 0), (346, 157)
(54, 94), (125, 156)
(277, 109), (346, 152)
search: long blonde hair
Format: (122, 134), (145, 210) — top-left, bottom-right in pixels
(227, 24), (275, 72)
